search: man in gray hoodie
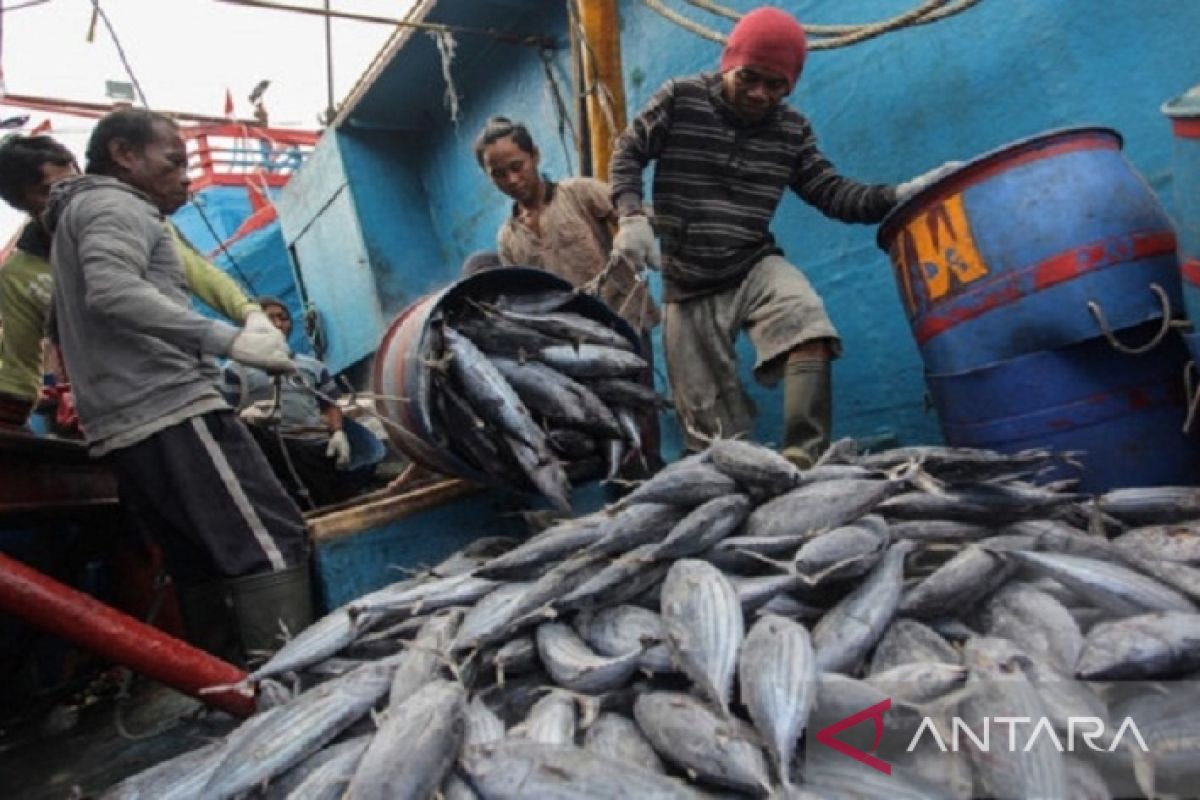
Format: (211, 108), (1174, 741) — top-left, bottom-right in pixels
(44, 109), (312, 665)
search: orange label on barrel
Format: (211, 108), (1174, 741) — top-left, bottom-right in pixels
(890, 193), (988, 316)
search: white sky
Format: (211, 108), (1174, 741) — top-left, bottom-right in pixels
(0, 0), (410, 239)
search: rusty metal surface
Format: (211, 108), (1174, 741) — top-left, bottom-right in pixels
(0, 430), (118, 519)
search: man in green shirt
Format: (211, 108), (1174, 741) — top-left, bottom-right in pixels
(0, 134), (271, 430)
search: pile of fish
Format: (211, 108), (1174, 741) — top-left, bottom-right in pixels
(103, 440), (1200, 799)
(427, 286), (662, 511)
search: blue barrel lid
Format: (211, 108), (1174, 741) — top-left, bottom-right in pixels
(1163, 84), (1200, 119)
(877, 126), (1123, 250)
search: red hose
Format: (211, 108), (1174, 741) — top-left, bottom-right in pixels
(0, 553), (255, 717)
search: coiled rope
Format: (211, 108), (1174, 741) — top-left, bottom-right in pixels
(644, 0), (982, 49)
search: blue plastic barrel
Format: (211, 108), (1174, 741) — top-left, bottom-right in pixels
(1164, 86), (1200, 362)
(926, 323), (1200, 492)
(878, 128), (1182, 375)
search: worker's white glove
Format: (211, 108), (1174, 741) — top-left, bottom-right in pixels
(229, 327), (295, 375)
(238, 399), (276, 427)
(896, 161), (965, 202)
(326, 429), (352, 469)
(613, 214), (661, 271)
(243, 309), (277, 336)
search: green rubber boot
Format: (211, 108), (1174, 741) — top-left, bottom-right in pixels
(780, 358), (832, 470)
(227, 563), (315, 666)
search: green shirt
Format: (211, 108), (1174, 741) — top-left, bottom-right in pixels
(0, 220), (258, 405)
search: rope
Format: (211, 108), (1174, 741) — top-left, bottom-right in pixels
(301, 381), (446, 460)
(540, 46), (577, 176)
(1185, 361), (1200, 434)
(809, 0), (982, 50)
(567, 0), (620, 155)
(643, 0), (724, 44)
(684, 0), (979, 34)
(114, 571), (187, 741)
(270, 375), (317, 510)
(429, 29), (461, 125)
(1086, 283), (1177, 356)
(89, 0), (149, 107)
(189, 195), (258, 296)
(646, 0), (982, 49)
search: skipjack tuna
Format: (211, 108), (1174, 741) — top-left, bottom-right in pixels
(100, 440), (1200, 799)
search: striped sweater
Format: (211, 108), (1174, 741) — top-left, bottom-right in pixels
(610, 73), (898, 301)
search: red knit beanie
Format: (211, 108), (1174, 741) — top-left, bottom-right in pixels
(720, 7), (808, 91)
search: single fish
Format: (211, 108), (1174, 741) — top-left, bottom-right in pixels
(574, 604), (674, 673)
(958, 636), (1066, 800)
(617, 463), (739, 509)
(537, 343), (647, 378)
(812, 542), (913, 673)
(535, 621), (642, 693)
(514, 688), (577, 745)
(1097, 486), (1200, 526)
(202, 661), (395, 800)
(344, 679), (465, 800)
(633, 691), (771, 797)
(868, 618), (960, 674)
(899, 538), (1024, 619)
(388, 608), (461, 707)
(652, 494), (751, 560)
(1075, 610), (1200, 679)
(745, 474), (908, 540)
(583, 712), (666, 773)
(704, 438), (803, 497)
(974, 582), (1083, 674)
(1007, 550), (1194, 616)
(492, 357), (622, 438)
(660, 559), (744, 714)
(738, 614), (816, 786)
(587, 378), (670, 410)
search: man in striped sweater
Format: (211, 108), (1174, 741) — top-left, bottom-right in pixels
(610, 6), (954, 467)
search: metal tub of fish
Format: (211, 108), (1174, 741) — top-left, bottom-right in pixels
(372, 267), (647, 510)
(926, 322), (1200, 493)
(1164, 85), (1200, 361)
(878, 127), (1182, 375)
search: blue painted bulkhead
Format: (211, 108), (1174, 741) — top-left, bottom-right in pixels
(276, 0), (1200, 459)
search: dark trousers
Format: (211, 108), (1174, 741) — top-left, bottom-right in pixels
(110, 411), (309, 585)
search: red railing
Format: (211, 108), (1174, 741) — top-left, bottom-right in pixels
(184, 124), (320, 192)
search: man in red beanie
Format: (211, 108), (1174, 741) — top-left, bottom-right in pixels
(610, 5), (955, 467)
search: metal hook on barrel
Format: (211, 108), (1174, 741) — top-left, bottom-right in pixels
(1087, 283), (1176, 356)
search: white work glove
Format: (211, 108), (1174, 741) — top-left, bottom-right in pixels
(325, 429), (351, 470)
(613, 214), (661, 271)
(238, 399), (276, 427)
(896, 161), (965, 202)
(243, 309), (277, 336)
(229, 327), (295, 375)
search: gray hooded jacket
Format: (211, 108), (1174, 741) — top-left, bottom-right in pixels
(45, 175), (241, 455)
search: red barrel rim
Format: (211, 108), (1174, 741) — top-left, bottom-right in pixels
(878, 126), (1123, 248)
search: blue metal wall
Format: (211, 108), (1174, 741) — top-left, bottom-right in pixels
(281, 0), (1200, 456)
(276, 134), (385, 371)
(339, 130), (449, 313)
